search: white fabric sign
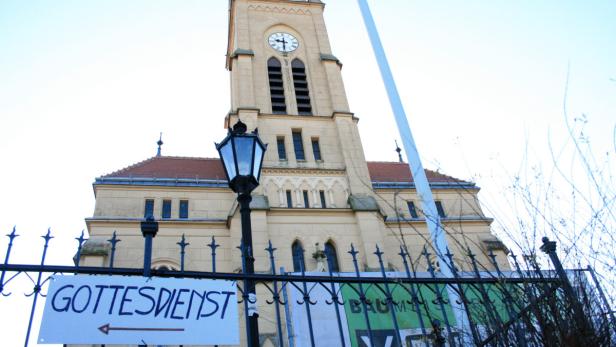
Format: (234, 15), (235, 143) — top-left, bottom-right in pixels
(38, 275), (239, 345)
(288, 274), (352, 347)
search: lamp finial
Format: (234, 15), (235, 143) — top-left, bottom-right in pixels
(395, 140), (403, 163)
(232, 120), (247, 135)
(156, 132), (164, 157)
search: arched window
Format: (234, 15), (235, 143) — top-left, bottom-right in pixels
(152, 264), (178, 274)
(291, 59), (312, 115)
(268, 58), (286, 114)
(292, 240), (305, 272)
(324, 241), (340, 272)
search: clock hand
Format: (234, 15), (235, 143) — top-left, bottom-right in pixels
(275, 38), (289, 51)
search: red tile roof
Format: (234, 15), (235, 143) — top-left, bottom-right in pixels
(101, 156), (227, 180)
(366, 161), (468, 184)
(100, 157), (469, 184)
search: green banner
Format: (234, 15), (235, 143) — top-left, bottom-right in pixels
(341, 282), (456, 347)
(340, 281), (521, 347)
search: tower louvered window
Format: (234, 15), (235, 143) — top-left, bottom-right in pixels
(291, 59), (312, 115)
(268, 58), (286, 114)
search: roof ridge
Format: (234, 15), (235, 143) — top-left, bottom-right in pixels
(366, 161), (471, 184)
(429, 171), (464, 181)
(367, 161), (439, 173)
(100, 156), (221, 177)
(157, 156), (220, 160)
(98, 155), (227, 179)
(100, 156), (157, 178)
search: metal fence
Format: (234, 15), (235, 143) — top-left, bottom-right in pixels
(0, 223), (614, 347)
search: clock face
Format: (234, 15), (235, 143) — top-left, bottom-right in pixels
(268, 32), (299, 53)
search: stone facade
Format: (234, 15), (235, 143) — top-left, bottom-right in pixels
(79, 1), (507, 346)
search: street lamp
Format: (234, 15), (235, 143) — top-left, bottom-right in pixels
(216, 120), (266, 347)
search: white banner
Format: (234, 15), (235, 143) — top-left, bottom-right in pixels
(288, 274), (351, 347)
(38, 275), (239, 345)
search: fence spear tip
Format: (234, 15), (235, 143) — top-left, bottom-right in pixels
(8, 226), (18, 238)
(42, 228), (53, 240)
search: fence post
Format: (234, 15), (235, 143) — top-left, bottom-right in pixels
(280, 266), (295, 347)
(466, 247), (503, 336)
(25, 229), (53, 347)
(540, 237), (591, 338)
(444, 248), (480, 345)
(398, 246), (429, 346)
(208, 236), (219, 273)
(176, 234), (189, 272)
(265, 241), (285, 347)
(348, 244), (376, 347)
(0, 227), (18, 295)
(141, 216), (159, 277)
(374, 245), (403, 347)
(487, 250), (527, 347)
(421, 246), (455, 346)
(325, 246), (347, 347)
(74, 230), (86, 269)
(298, 244), (316, 347)
(107, 231), (120, 270)
(586, 265), (616, 335)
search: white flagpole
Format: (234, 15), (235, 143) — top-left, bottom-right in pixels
(356, 0), (471, 340)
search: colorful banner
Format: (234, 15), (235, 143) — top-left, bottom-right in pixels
(341, 281), (455, 347)
(288, 272), (516, 347)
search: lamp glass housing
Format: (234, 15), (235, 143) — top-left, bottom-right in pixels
(216, 121), (267, 194)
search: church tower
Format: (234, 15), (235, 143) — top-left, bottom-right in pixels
(225, 0), (391, 269)
(226, 0), (376, 199)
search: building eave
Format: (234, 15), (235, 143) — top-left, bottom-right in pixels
(93, 176), (229, 188)
(384, 216), (493, 224)
(92, 176), (478, 191)
(372, 181), (479, 190)
(86, 217), (228, 225)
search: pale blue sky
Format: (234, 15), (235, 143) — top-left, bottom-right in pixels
(0, 1), (614, 345)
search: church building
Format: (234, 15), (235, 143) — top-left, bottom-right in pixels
(80, 0), (507, 345)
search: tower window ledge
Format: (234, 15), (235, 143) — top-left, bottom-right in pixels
(273, 161), (289, 168)
(295, 160), (315, 170)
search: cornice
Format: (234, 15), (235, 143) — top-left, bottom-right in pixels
(230, 48), (255, 58)
(227, 49), (256, 71)
(372, 181), (479, 190)
(93, 177), (229, 189)
(320, 53), (342, 68)
(256, 113), (332, 121)
(86, 217), (228, 226)
(262, 166), (346, 176)
(268, 207), (354, 215)
(230, 107), (261, 115)
(246, 0), (324, 15)
(384, 216), (493, 225)
(332, 111), (359, 122)
(249, 4), (311, 15)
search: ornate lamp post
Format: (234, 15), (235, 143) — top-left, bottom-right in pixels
(216, 120), (266, 347)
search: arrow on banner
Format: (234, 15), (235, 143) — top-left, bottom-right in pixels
(98, 323), (185, 335)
